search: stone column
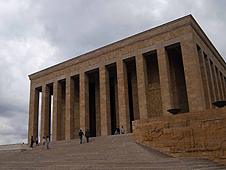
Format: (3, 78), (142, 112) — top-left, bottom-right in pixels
(52, 81), (60, 141)
(65, 77), (74, 140)
(217, 70), (224, 100)
(40, 84), (50, 141)
(220, 73), (226, 99)
(222, 75), (226, 100)
(206, 58), (216, 103)
(115, 77), (119, 128)
(99, 65), (111, 136)
(180, 36), (206, 111)
(74, 77), (80, 138)
(95, 74), (101, 136)
(200, 50), (211, 109)
(116, 59), (129, 133)
(79, 72), (89, 131)
(157, 47), (172, 115)
(135, 53), (148, 119)
(28, 85), (39, 142)
(131, 71), (139, 120)
(213, 66), (220, 100)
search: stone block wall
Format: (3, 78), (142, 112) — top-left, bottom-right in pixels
(133, 107), (226, 163)
(147, 83), (162, 117)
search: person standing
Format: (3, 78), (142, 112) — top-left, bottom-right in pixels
(120, 126), (125, 134)
(78, 129), (84, 144)
(85, 129), (90, 143)
(46, 136), (50, 149)
(42, 136), (46, 146)
(30, 136), (34, 148)
(35, 137), (39, 146)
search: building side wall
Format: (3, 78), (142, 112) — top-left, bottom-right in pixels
(193, 29), (226, 106)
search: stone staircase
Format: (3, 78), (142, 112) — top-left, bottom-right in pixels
(0, 134), (226, 170)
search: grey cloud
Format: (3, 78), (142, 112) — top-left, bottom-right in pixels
(0, 112), (28, 144)
(29, 0), (226, 60)
(0, 104), (26, 118)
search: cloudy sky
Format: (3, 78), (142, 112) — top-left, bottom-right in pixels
(0, 0), (225, 145)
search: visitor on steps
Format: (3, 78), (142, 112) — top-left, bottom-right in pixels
(120, 126), (125, 134)
(79, 129), (84, 144)
(30, 136), (34, 148)
(114, 128), (120, 135)
(85, 129), (90, 143)
(46, 136), (50, 149)
(42, 136), (46, 146)
(35, 137), (39, 146)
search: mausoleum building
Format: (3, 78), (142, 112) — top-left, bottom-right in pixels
(28, 15), (226, 141)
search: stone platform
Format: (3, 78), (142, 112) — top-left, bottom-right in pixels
(0, 144), (29, 151)
(0, 134), (225, 169)
(133, 107), (226, 165)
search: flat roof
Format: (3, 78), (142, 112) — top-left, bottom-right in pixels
(29, 14), (226, 80)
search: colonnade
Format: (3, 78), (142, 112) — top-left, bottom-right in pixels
(28, 38), (226, 142)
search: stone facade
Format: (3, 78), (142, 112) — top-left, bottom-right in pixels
(133, 107), (226, 163)
(28, 15), (226, 143)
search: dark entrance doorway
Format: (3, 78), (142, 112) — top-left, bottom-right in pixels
(47, 83), (53, 141)
(89, 82), (96, 137)
(166, 43), (189, 113)
(87, 69), (100, 137)
(58, 79), (66, 140)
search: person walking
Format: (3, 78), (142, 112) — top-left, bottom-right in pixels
(46, 136), (50, 149)
(78, 129), (84, 144)
(30, 136), (34, 148)
(85, 129), (90, 143)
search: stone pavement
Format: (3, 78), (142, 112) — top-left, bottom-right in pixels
(0, 134), (225, 170)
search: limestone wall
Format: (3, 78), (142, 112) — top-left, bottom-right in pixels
(147, 83), (162, 117)
(133, 107), (226, 163)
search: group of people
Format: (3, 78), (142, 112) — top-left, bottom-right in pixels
(78, 126), (125, 144)
(79, 129), (90, 144)
(30, 126), (125, 147)
(114, 126), (125, 135)
(30, 135), (50, 149)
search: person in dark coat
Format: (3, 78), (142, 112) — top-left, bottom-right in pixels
(78, 129), (84, 144)
(85, 129), (90, 143)
(46, 136), (50, 149)
(35, 137), (39, 146)
(30, 136), (34, 148)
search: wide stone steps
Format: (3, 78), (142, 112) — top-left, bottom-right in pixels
(0, 134), (225, 169)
